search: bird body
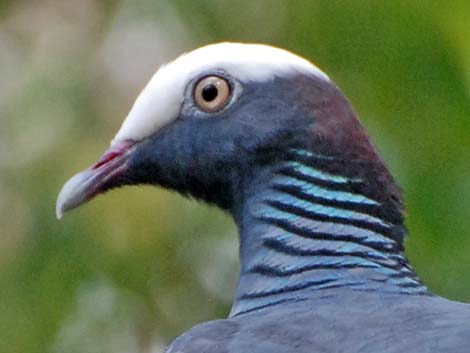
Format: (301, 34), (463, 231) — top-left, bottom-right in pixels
(57, 43), (470, 352)
(167, 290), (470, 353)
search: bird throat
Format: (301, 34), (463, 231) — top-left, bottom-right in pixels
(230, 148), (428, 317)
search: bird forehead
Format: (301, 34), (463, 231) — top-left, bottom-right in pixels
(161, 42), (329, 82)
(111, 42), (329, 145)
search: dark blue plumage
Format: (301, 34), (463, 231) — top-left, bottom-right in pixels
(57, 43), (470, 352)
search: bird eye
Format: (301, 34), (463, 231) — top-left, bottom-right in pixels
(194, 75), (231, 112)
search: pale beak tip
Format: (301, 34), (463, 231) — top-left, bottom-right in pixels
(56, 206), (63, 220)
(56, 141), (134, 221)
(56, 169), (95, 220)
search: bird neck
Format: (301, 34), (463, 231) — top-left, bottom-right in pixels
(230, 148), (428, 317)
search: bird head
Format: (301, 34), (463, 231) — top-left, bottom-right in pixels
(57, 42), (402, 221)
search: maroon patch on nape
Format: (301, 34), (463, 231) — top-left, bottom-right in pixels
(290, 74), (404, 219)
(92, 140), (136, 170)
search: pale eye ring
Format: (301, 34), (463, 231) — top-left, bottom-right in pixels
(194, 75), (232, 112)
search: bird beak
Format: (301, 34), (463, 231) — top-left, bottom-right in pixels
(56, 140), (136, 220)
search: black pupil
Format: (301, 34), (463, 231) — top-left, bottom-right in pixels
(201, 84), (218, 102)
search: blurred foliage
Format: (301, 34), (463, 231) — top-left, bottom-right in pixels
(0, 1), (469, 352)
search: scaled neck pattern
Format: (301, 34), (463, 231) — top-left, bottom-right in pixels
(230, 148), (428, 317)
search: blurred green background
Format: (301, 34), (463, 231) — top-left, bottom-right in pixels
(0, 1), (469, 352)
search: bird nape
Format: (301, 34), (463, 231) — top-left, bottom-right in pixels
(57, 43), (470, 353)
